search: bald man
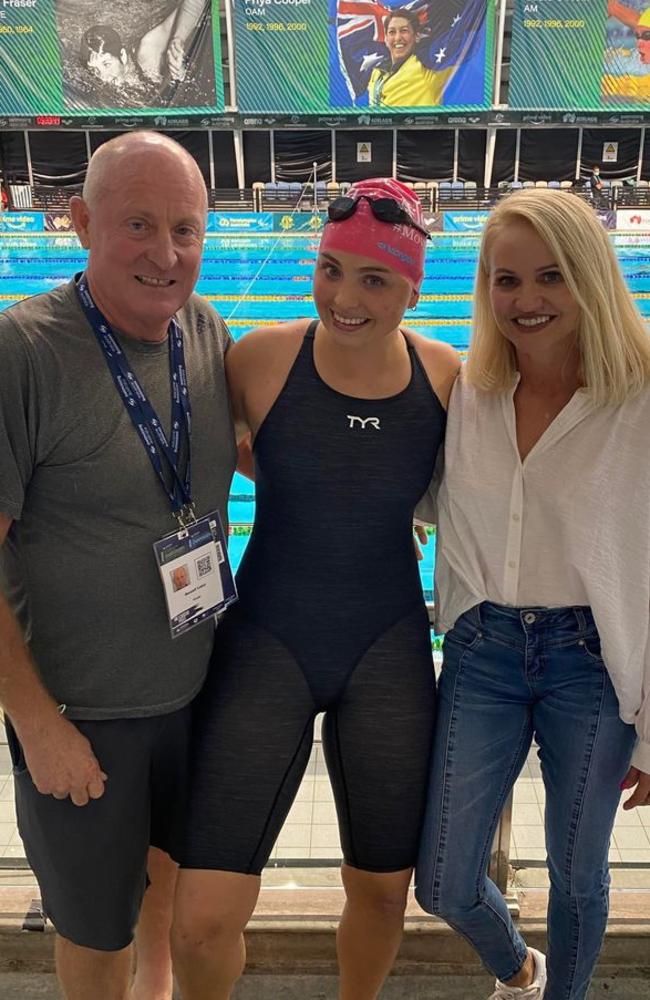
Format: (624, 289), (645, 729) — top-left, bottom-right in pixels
(0, 132), (236, 999)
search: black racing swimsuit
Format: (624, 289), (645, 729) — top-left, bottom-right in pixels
(181, 322), (447, 874)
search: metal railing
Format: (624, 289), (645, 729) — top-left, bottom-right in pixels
(4, 183), (650, 218)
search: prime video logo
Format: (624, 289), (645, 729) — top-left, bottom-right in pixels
(0, 215), (36, 231)
(450, 214), (489, 230)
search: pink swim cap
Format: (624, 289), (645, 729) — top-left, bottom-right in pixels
(319, 178), (428, 292)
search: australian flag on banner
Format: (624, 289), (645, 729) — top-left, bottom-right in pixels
(330, 0), (488, 108)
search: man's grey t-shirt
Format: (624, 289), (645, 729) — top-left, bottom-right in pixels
(0, 280), (237, 719)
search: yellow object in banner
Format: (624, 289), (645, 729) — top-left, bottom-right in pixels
(602, 74), (650, 99)
(369, 55), (452, 107)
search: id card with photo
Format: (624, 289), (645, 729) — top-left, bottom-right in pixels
(153, 511), (237, 638)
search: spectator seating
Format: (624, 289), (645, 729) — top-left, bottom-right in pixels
(11, 178), (650, 219)
(210, 188), (256, 211)
(31, 185), (81, 210)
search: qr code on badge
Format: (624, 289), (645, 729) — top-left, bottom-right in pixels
(195, 554), (213, 578)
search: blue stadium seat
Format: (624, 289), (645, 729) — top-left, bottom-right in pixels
(510, 181), (523, 191)
(548, 181), (560, 189)
(451, 180), (464, 199)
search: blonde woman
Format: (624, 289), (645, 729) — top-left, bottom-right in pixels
(415, 189), (650, 1000)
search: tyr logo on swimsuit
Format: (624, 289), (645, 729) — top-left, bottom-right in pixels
(347, 415), (381, 430)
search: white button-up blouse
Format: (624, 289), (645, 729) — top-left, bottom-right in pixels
(427, 372), (650, 772)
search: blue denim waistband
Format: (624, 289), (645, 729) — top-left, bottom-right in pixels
(463, 601), (596, 639)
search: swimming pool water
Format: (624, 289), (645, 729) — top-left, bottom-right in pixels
(3, 231), (650, 601)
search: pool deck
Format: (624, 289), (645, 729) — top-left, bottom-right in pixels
(1, 867), (649, 992)
(1, 731), (650, 991)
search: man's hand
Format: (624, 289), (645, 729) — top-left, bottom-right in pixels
(19, 715), (107, 807)
(413, 524), (429, 562)
(620, 766), (650, 809)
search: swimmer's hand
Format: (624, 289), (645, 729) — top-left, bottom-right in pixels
(167, 37), (187, 82)
(413, 523), (429, 562)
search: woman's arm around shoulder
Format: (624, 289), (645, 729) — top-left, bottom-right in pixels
(403, 330), (461, 411)
(225, 320), (311, 438)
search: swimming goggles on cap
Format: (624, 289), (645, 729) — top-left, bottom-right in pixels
(327, 195), (431, 238)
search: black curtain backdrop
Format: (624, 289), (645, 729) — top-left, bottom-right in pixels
(458, 129), (487, 182)
(161, 131), (210, 185)
(336, 130), (392, 181)
(396, 130), (454, 181)
(244, 131), (271, 185)
(89, 131), (124, 152)
(641, 132), (650, 180)
(273, 131), (331, 182)
(491, 129), (517, 184)
(0, 131), (29, 183)
(581, 129), (641, 179)
(212, 130), (238, 188)
(518, 129), (578, 182)
(11, 126), (650, 194)
(28, 130), (87, 184)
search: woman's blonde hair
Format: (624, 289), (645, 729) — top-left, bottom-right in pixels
(466, 188), (650, 404)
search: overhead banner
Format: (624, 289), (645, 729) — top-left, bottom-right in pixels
(233, 0), (493, 113)
(510, 0), (650, 109)
(0, 1), (224, 117)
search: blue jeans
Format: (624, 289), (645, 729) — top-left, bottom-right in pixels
(415, 602), (636, 1000)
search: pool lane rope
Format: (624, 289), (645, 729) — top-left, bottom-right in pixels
(225, 172), (318, 324)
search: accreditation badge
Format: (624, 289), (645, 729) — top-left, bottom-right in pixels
(153, 512), (237, 638)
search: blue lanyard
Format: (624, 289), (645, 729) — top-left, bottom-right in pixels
(76, 274), (194, 524)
